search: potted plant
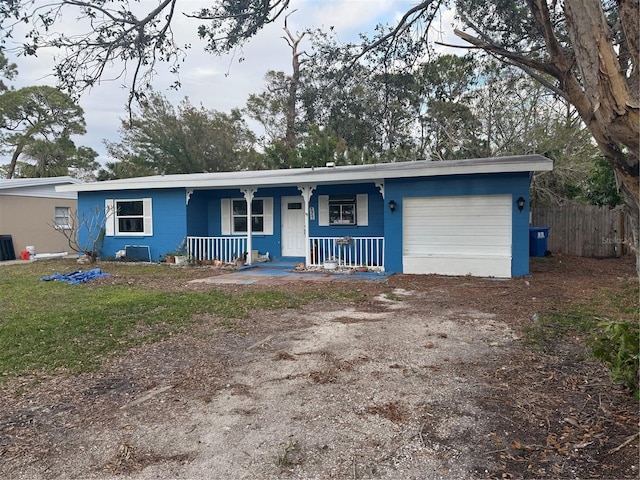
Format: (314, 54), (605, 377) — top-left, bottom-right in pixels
(164, 237), (188, 265)
(323, 256), (338, 270)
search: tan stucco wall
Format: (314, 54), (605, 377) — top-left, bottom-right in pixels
(0, 196), (77, 256)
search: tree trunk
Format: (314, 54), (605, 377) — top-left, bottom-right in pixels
(5, 141), (25, 179)
(457, 0), (640, 272)
(282, 17), (305, 167)
(563, 0), (640, 271)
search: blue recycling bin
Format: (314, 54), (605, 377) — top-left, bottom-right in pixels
(529, 227), (550, 257)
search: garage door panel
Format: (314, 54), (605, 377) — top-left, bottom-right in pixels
(405, 195), (508, 206)
(402, 195), (512, 277)
(404, 206), (507, 216)
(403, 244), (511, 256)
(403, 216), (511, 227)
(404, 255), (512, 277)
(404, 225), (511, 239)
(404, 233), (512, 246)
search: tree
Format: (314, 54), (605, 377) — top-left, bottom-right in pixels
(97, 155), (156, 181)
(0, 85), (87, 178)
(354, 0), (638, 259)
(52, 205), (106, 263)
(585, 158), (622, 208)
(246, 70), (291, 146)
(301, 30), (425, 164)
(0, 49), (17, 91)
(245, 14), (308, 169)
(451, 0), (639, 260)
(103, 91), (260, 177)
(17, 136), (99, 180)
(417, 54), (484, 160)
(466, 63), (604, 205)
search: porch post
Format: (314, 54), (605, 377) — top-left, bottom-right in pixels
(241, 188), (256, 265)
(298, 184), (316, 266)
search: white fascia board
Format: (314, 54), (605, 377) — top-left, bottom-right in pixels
(56, 155), (553, 193)
(0, 176), (82, 191)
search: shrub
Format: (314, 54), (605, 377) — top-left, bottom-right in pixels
(589, 320), (639, 398)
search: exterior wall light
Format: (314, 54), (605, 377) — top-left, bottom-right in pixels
(517, 196), (526, 212)
(388, 199), (397, 212)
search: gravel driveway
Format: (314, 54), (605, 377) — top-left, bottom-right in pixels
(1, 256), (637, 479)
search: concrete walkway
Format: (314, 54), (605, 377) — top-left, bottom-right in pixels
(189, 262), (387, 285)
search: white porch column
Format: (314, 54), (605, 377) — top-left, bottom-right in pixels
(241, 188), (256, 265)
(298, 184), (316, 266)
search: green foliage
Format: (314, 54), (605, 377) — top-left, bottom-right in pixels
(523, 283), (639, 396)
(245, 70), (292, 144)
(523, 310), (597, 352)
(589, 320), (639, 396)
(17, 136), (99, 180)
(101, 91), (260, 178)
(0, 85), (88, 178)
(585, 158), (622, 207)
(0, 49), (17, 91)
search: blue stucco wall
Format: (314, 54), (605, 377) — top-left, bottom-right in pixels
(78, 172), (531, 274)
(78, 188), (187, 262)
(309, 183), (384, 237)
(383, 172), (531, 276)
(186, 190), (209, 237)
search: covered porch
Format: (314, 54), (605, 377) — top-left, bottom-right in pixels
(186, 235), (385, 269)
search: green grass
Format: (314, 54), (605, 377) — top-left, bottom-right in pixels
(523, 282), (639, 352)
(522, 281), (639, 395)
(0, 260), (364, 380)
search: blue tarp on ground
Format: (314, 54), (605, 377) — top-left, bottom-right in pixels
(41, 268), (110, 284)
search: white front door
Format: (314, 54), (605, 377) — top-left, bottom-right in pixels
(281, 196), (306, 257)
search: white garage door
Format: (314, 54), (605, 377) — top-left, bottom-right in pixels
(403, 195), (512, 277)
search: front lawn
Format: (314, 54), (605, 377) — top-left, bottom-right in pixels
(0, 260), (358, 379)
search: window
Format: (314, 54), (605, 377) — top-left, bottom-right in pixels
(105, 198), (153, 236)
(221, 198), (273, 235)
(329, 196), (356, 225)
(117, 200), (144, 233)
(232, 199), (266, 233)
(54, 206), (71, 229)
(318, 194), (368, 227)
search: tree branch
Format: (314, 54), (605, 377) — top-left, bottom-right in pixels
(454, 29), (560, 78)
(348, 0), (442, 68)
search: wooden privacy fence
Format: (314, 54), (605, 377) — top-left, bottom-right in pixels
(531, 205), (632, 258)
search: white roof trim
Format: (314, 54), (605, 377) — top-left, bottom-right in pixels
(56, 155), (553, 193)
(0, 176), (82, 191)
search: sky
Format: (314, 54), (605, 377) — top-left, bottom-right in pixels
(3, 0), (459, 167)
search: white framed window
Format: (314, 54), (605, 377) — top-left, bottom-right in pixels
(105, 198), (153, 236)
(54, 206), (71, 229)
(329, 196), (356, 225)
(232, 199), (266, 233)
(318, 194), (368, 227)
(221, 197), (273, 235)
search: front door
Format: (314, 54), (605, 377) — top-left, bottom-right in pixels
(281, 196), (306, 257)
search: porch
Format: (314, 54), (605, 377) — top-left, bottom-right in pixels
(186, 236), (385, 269)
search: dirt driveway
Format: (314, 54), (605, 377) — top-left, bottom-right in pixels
(1, 256), (638, 479)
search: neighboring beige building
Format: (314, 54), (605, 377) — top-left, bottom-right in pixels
(0, 177), (81, 260)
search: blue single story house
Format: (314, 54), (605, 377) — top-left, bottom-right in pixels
(57, 155), (552, 277)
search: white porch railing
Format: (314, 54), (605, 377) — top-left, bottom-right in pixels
(187, 236), (247, 263)
(309, 236), (384, 269)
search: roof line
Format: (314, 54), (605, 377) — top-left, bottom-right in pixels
(57, 156), (553, 193)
